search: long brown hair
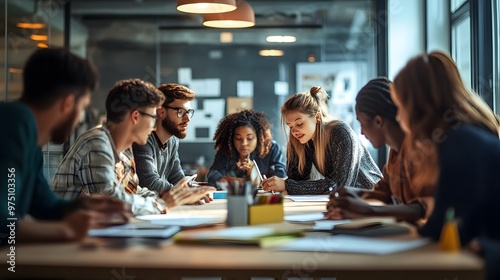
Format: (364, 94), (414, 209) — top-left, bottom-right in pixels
(281, 86), (336, 175)
(392, 51), (500, 185)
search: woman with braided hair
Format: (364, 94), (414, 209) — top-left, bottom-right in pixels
(207, 110), (286, 187)
(261, 86), (381, 194)
(327, 77), (435, 222)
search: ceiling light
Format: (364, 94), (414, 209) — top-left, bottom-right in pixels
(8, 68), (23, 74)
(30, 34), (48, 41)
(259, 50), (284, 57)
(177, 0), (236, 14)
(266, 36), (297, 43)
(37, 43), (48, 48)
(17, 22), (45, 29)
(220, 32), (233, 43)
(203, 0), (255, 28)
(307, 53), (316, 62)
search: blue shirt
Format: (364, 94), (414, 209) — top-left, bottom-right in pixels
(0, 102), (70, 246)
(207, 140), (286, 186)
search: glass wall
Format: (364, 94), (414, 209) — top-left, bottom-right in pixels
(493, 0), (500, 113)
(452, 15), (471, 88)
(73, 0), (380, 170)
(451, 0), (472, 89)
(1, 0), (65, 180)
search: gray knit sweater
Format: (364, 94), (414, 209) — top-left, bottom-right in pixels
(132, 133), (185, 193)
(285, 121), (382, 194)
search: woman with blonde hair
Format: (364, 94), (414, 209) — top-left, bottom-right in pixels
(261, 86), (381, 194)
(391, 51), (500, 280)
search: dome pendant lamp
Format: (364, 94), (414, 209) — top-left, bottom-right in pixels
(177, 0), (237, 14)
(203, 0), (255, 28)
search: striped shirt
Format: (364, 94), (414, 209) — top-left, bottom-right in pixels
(51, 124), (166, 215)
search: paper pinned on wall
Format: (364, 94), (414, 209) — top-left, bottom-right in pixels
(190, 79), (221, 97)
(178, 68), (192, 85)
(274, 81), (289, 96)
(183, 99), (225, 142)
(237, 80), (254, 97)
(226, 97), (253, 115)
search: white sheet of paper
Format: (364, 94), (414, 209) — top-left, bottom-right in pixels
(237, 80), (254, 97)
(136, 215), (221, 227)
(284, 213), (326, 223)
(276, 236), (430, 255)
(207, 227), (275, 240)
(313, 219), (352, 231)
(178, 68), (192, 85)
(89, 224), (180, 239)
(285, 195), (329, 202)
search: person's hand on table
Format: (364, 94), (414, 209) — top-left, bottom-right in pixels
(193, 193), (214, 205)
(325, 187), (374, 220)
(161, 178), (216, 209)
(189, 182), (215, 205)
(71, 195), (130, 225)
(60, 210), (99, 241)
(261, 176), (285, 193)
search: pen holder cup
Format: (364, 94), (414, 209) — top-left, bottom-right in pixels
(226, 196), (249, 226)
(248, 203), (284, 225)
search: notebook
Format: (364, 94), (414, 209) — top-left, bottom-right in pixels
(89, 223), (181, 239)
(330, 217), (410, 237)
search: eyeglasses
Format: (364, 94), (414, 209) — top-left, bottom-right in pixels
(138, 111), (158, 121)
(164, 106), (195, 119)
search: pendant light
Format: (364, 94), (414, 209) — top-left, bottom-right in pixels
(203, 0), (255, 28)
(177, 0), (237, 14)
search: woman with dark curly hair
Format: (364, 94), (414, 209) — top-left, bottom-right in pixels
(207, 110), (286, 187)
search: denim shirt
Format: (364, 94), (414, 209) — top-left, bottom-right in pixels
(207, 140), (286, 186)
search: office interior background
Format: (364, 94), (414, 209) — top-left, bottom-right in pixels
(1, 0), (499, 181)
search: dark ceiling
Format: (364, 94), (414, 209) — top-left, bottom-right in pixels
(2, 0), (375, 58)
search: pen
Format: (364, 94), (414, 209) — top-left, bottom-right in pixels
(262, 174), (275, 195)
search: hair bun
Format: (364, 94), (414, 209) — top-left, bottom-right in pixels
(309, 86), (322, 96)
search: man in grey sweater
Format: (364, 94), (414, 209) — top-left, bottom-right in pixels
(133, 84), (211, 202)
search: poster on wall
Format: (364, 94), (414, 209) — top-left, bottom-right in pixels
(183, 99), (225, 142)
(296, 62), (368, 129)
(227, 97), (253, 115)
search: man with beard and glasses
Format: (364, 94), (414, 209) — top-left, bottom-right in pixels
(0, 48), (128, 245)
(133, 84), (212, 203)
(52, 79), (215, 215)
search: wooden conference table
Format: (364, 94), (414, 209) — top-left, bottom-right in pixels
(0, 199), (484, 280)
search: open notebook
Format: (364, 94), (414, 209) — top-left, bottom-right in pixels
(89, 223), (181, 239)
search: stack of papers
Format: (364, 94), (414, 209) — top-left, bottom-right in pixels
(284, 213), (326, 223)
(312, 217), (394, 231)
(276, 235), (430, 255)
(285, 195), (329, 202)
